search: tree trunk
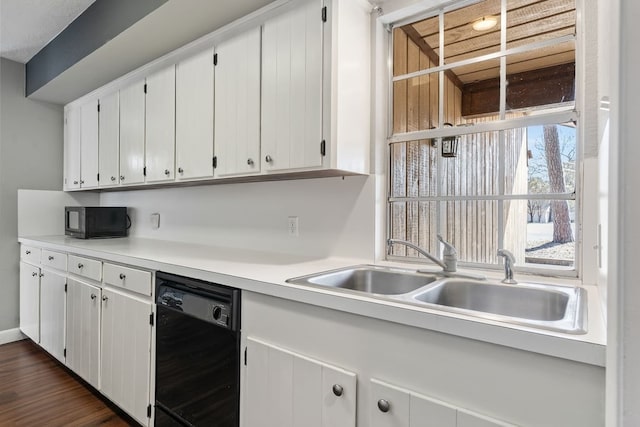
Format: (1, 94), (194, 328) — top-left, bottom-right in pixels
(543, 125), (574, 243)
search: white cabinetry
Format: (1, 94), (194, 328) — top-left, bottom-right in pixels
(64, 107), (81, 190)
(261, 0), (323, 172)
(176, 49), (214, 181)
(66, 278), (101, 389)
(214, 28), (261, 177)
(19, 262), (40, 343)
(145, 65), (176, 183)
(99, 91), (120, 187)
(100, 287), (152, 425)
(39, 269), (66, 363)
(80, 99), (99, 188)
(119, 80), (146, 185)
(244, 337), (356, 427)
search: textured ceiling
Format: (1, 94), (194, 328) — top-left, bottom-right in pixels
(0, 0), (96, 63)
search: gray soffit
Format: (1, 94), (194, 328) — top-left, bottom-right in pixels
(25, 0), (168, 97)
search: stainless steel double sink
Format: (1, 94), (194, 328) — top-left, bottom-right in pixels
(286, 265), (587, 334)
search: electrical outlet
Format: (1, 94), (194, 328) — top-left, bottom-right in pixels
(287, 216), (299, 237)
(151, 213), (160, 230)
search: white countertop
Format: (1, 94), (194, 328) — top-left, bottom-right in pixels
(18, 235), (606, 367)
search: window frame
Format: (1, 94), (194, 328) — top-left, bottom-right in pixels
(385, 0), (583, 278)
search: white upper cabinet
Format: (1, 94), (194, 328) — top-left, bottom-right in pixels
(261, 0), (323, 172)
(64, 107), (81, 190)
(176, 49), (214, 181)
(214, 27), (261, 177)
(99, 91), (120, 187)
(80, 100), (99, 188)
(119, 80), (146, 185)
(145, 65), (176, 183)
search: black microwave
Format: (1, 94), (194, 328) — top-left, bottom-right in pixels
(65, 207), (128, 239)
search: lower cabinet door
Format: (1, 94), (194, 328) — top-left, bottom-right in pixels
(244, 337), (356, 427)
(19, 262), (40, 343)
(66, 278), (101, 389)
(39, 269), (66, 362)
(100, 288), (152, 425)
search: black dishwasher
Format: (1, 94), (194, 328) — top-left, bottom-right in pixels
(155, 272), (241, 427)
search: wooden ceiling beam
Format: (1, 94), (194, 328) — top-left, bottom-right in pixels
(400, 24), (464, 90)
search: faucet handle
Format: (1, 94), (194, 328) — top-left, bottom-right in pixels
(437, 234), (457, 255)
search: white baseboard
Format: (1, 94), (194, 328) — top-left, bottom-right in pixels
(0, 328), (26, 345)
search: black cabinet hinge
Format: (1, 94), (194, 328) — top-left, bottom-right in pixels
(144, 83), (147, 94)
(97, 103), (100, 112)
(213, 156), (217, 168)
(320, 140), (326, 156)
(97, 173), (100, 182)
(63, 348), (66, 358)
(214, 53), (218, 66)
(244, 347), (247, 366)
(149, 313), (154, 326)
(322, 6), (327, 22)
(147, 404), (152, 418)
(143, 166), (147, 176)
(64, 284), (67, 293)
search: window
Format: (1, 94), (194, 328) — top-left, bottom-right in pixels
(388, 0), (578, 273)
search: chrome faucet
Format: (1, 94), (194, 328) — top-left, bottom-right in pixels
(497, 249), (517, 284)
(387, 235), (457, 273)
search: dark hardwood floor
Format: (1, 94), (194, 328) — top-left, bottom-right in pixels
(0, 339), (136, 426)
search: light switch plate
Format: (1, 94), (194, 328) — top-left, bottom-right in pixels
(151, 213), (160, 230)
(288, 216), (299, 237)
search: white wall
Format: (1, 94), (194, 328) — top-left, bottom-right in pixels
(0, 58), (64, 331)
(100, 175), (376, 259)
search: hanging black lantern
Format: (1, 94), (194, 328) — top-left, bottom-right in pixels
(441, 134), (459, 158)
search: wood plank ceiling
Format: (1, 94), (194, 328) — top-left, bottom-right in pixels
(407, 0), (576, 85)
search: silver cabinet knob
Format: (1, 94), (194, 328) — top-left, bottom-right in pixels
(77, 263), (84, 269)
(265, 155), (273, 163)
(73, 180), (79, 185)
(25, 250), (31, 255)
(39, 273), (44, 278)
(80, 180), (84, 184)
(120, 175), (125, 181)
(32, 272), (38, 277)
(247, 158), (254, 166)
(119, 273), (126, 280)
(91, 294), (97, 300)
(377, 399), (390, 413)
(102, 295), (108, 302)
(48, 256), (54, 261)
(111, 176), (116, 181)
(178, 167), (184, 174)
(332, 384), (343, 397)
(164, 169), (170, 176)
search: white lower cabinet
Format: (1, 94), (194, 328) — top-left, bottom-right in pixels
(19, 262), (40, 343)
(39, 269), (66, 363)
(371, 379), (512, 427)
(66, 278), (101, 389)
(101, 287), (152, 425)
(244, 337), (357, 427)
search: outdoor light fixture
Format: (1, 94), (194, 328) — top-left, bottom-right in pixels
(441, 123), (459, 158)
(472, 16), (498, 31)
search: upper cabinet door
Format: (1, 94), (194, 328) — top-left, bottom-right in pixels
(176, 49), (214, 181)
(145, 65), (176, 183)
(64, 107), (81, 190)
(80, 100), (99, 188)
(262, 0), (323, 172)
(214, 27), (261, 177)
(99, 92), (120, 187)
(119, 80), (146, 185)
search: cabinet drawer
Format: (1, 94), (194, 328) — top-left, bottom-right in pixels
(68, 255), (102, 282)
(103, 263), (151, 296)
(41, 250), (67, 271)
(21, 245), (41, 265)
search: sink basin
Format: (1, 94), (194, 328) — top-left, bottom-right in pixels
(287, 265), (438, 295)
(412, 279), (587, 334)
